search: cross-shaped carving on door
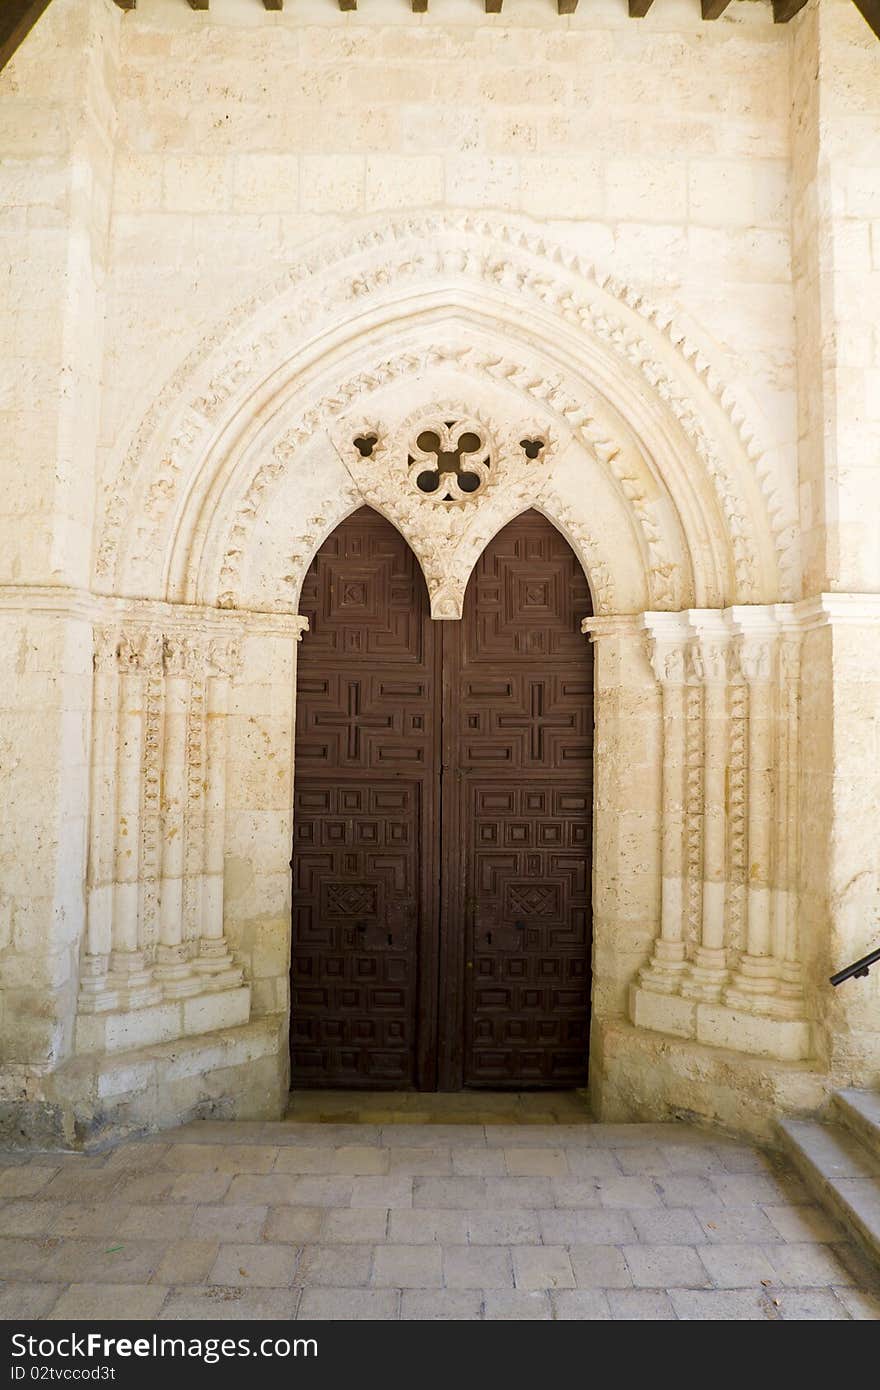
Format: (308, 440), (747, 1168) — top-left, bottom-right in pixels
(496, 680), (576, 761)
(312, 679), (394, 762)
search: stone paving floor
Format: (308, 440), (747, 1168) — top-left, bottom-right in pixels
(1, 1116), (879, 1321)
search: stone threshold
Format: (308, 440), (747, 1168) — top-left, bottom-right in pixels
(286, 1089), (593, 1126)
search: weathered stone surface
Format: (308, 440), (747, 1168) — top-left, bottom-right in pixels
(0, 0), (879, 1150)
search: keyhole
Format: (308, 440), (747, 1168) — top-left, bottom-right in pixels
(487, 930), (493, 946)
(387, 933), (393, 947)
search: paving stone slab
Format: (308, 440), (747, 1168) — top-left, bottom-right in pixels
(512, 1245), (576, 1290)
(371, 1244), (443, 1288)
(399, 1290), (482, 1320)
(443, 1245), (513, 1289)
(160, 1286), (298, 1320)
(484, 1290), (552, 1319)
(550, 1290), (612, 1320)
(209, 1242), (299, 1289)
(49, 1285), (169, 1320)
(606, 1288), (677, 1320)
(296, 1288), (399, 1320)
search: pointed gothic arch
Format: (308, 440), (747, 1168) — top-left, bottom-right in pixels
(93, 213), (797, 620)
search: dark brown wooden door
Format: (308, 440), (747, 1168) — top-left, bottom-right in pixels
(291, 508), (593, 1090)
(290, 510), (441, 1088)
(440, 514), (594, 1088)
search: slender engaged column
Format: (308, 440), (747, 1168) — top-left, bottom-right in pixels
(108, 630), (161, 1007)
(79, 627), (121, 1011)
(774, 629), (805, 1013)
(727, 619), (780, 1007)
(193, 639), (242, 987)
(637, 617), (690, 993)
(682, 619), (730, 1001)
(154, 635), (202, 997)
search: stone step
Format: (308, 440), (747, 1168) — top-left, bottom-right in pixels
(778, 1117), (880, 1266)
(832, 1088), (880, 1162)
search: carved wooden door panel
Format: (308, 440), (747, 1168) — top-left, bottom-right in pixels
(438, 512), (594, 1089)
(291, 509), (441, 1088)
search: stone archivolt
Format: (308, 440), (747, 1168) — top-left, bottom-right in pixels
(610, 603), (809, 1061)
(92, 214), (793, 620)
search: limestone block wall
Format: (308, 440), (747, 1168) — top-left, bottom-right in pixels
(789, 2), (880, 1086)
(100, 0), (798, 545)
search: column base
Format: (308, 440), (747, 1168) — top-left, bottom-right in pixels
(680, 947), (728, 1003)
(191, 938), (243, 990)
(107, 951), (163, 1009)
(75, 984), (253, 1057)
(637, 940), (689, 995)
(724, 953), (780, 1012)
(154, 944), (204, 999)
(77, 954), (122, 1014)
(630, 983), (696, 1039)
(629, 986), (812, 1061)
(695, 1002), (812, 1061)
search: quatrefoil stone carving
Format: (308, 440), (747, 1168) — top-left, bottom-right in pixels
(407, 417), (492, 502)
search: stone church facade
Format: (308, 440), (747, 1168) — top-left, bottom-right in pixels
(1, 0), (879, 1149)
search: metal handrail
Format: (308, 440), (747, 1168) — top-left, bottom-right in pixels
(830, 946), (880, 987)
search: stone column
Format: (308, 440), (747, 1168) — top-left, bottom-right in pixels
(771, 624), (806, 1018)
(726, 614), (779, 1008)
(681, 615), (730, 1002)
(193, 638), (242, 988)
(153, 635), (202, 997)
(79, 625), (121, 1012)
(635, 614), (690, 993)
(107, 630), (161, 1008)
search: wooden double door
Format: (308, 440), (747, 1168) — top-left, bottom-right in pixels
(290, 508), (594, 1091)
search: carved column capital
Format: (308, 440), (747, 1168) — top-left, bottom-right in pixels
(729, 606), (779, 685)
(640, 613), (691, 685)
(163, 633), (206, 679)
(93, 625), (122, 672)
(207, 638), (243, 680)
(688, 636), (731, 684)
(734, 637), (775, 684)
(684, 612), (734, 685)
(118, 626), (163, 674)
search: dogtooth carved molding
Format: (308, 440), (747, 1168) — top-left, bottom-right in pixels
(93, 214), (795, 620)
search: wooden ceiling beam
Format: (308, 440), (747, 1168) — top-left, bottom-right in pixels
(558, 0), (579, 13)
(113, 1), (136, 10)
(701, 0), (732, 16)
(628, 0), (655, 14)
(771, 0), (808, 18)
(412, 0), (428, 11)
(338, 0), (357, 10)
(263, 0), (284, 10)
(852, 0), (880, 37)
(486, 0), (503, 10)
(187, 0), (209, 10)
(0, 0), (54, 72)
